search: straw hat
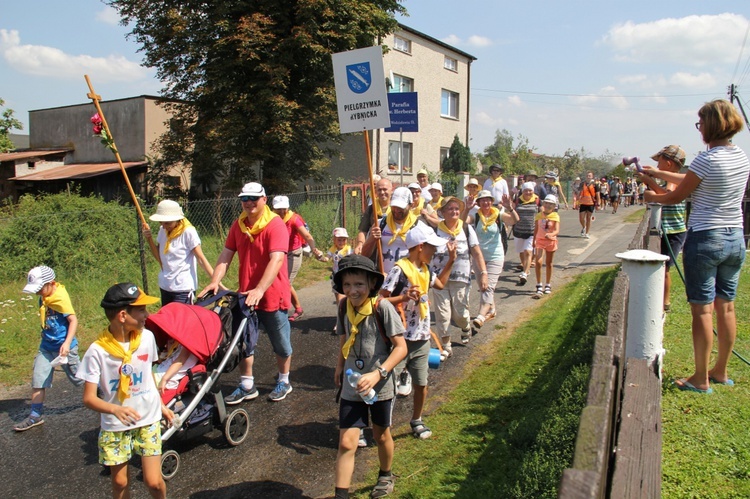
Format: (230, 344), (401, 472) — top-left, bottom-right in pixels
(149, 200), (185, 222)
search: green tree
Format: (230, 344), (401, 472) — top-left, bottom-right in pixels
(108, 0), (405, 195)
(0, 98), (24, 153)
(441, 134), (473, 173)
(479, 129), (536, 176)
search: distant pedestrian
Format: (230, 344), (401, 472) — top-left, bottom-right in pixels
(482, 163), (509, 205)
(576, 171), (598, 238)
(512, 183), (539, 286)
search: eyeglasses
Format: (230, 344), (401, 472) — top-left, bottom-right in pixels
(695, 122), (702, 130)
(240, 195), (262, 202)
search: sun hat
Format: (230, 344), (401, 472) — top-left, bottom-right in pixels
(524, 171), (539, 179)
(521, 182), (535, 191)
(100, 283), (159, 309)
(544, 171), (557, 180)
(651, 145), (686, 166)
(332, 227), (349, 238)
(272, 195), (290, 210)
(390, 187), (413, 209)
(429, 182), (443, 193)
(332, 254), (385, 296)
(149, 200), (185, 222)
(476, 190), (495, 202)
(464, 178), (480, 190)
(407, 182), (421, 190)
(489, 163), (504, 172)
(23, 266), (56, 294)
(543, 194), (558, 206)
(405, 223), (448, 249)
(438, 196), (466, 213)
(238, 182), (265, 197)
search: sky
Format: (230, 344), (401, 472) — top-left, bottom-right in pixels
(2, 0), (750, 166)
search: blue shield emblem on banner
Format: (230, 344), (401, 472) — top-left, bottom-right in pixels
(346, 62), (371, 94)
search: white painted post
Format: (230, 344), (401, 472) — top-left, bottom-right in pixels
(616, 249), (670, 377)
(648, 203), (662, 231)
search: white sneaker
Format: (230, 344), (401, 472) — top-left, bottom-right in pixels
(519, 272), (528, 285)
(440, 343), (452, 361)
(396, 370), (412, 397)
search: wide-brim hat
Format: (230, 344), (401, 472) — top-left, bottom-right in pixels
(149, 200), (185, 222)
(524, 171), (538, 178)
(438, 196), (466, 214)
(476, 190), (495, 202)
(489, 163), (504, 172)
(464, 178), (480, 190)
(332, 254), (384, 296)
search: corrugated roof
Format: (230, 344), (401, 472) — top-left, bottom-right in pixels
(10, 161), (147, 181)
(0, 149), (71, 162)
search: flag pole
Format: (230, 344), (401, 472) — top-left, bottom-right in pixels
(84, 75), (148, 227)
(363, 130), (384, 273)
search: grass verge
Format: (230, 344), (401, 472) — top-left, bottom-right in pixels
(353, 267), (616, 498)
(661, 257), (750, 498)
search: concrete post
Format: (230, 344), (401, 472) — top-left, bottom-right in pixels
(615, 249), (670, 376)
(648, 203), (662, 231)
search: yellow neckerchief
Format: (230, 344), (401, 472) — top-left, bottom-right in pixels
(395, 258), (430, 319)
(341, 297), (377, 359)
(429, 195), (444, 209)
(95, 328), (143, 402)
(492, 176), (504, 186)
(374, 202), (391, 218)
(478, 207), (501, 232)
(520, 194), (539, 205)
(40, 283), (75, 329)
(386, 210), (417, 245)
(238, 205), (278, 242)
(410, 197), (425, 217)
(163, 218), (193, 254)
(438, 218), (463, 238)
(282, 210), (296, 224)
(328, 244), (352, 256)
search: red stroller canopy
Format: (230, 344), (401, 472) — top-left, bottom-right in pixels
(146, 302), (222, 364)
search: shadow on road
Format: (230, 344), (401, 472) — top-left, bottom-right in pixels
(190, 480), (312, 498)
(277, 418), (339, 454)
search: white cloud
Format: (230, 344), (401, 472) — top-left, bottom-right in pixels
(507, 95), (524, 107)
(442, 34), (461, 46)
(0, 29), (150, 82)
(668, 71), (716, 88)
(601, 13), (749, 67)
(570, 86), (629, 110)
(96, 7), (121, 26)
(441, 34), (493, 48)
(475, 111), (503, 127)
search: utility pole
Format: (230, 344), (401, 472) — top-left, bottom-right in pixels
(728, 84), (750, 133)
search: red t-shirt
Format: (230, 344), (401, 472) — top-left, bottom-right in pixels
(284, 213), (306, 251)
(225, 216), (291, 312)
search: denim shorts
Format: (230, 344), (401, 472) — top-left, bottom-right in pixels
(32, 346), (84, 389)
(255, 309), (293, 358)
(683, 227), (746, 304)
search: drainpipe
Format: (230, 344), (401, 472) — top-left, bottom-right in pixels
(615, 249), (670, 377)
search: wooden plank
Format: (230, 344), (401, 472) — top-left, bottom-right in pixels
(558, 469), (600, 499)
(590, 335), (614, 370)
(586, 361), (615, 409)
(610, 358), (662, 499)
(572, 406), (609, 475)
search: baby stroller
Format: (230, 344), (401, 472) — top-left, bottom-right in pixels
(145, 291), (258, 480)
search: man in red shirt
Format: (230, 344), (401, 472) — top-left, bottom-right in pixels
(201, 182), (294, 402)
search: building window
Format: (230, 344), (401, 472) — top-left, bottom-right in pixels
(394, 36), (412, 54)
(441, 90), (459, 119)
(440, 147), (450, 168)
(388, 140), (413, 174)
(444, 56), (458, 72)
(389, 74), (414, 93)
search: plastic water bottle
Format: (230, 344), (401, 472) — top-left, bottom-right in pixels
(345, 369), (378, 404)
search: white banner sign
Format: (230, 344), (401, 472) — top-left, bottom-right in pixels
(331, 45), (391, 134)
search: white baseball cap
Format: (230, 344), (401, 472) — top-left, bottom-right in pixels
(405, 224), (448, 249)
(272, 195), (290, 210)
(429, 182), (443, 193)
(332, 227), (349, 238)
(23, 266), (56, 294)
(238, 182), (265, 197)
(390, 187), (413, 209)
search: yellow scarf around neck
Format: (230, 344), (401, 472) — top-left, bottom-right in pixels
(238, 205), (278, 242)
(328, 244), (352, 256)
(40, 284), (75, 329)
(438, 219), (463, 238)
(341, 297), (377, 359)
(410, 197), (425, 216)
(429, 195), (444, 209)
(386, 210), (417, 245)
(163, 218), (193, 254)
(95, 328), (143, 402)
(282, 210), (296, 224)
(374, 202), (391, 218)
(478, 207), (500, 232)
(395, 258), (430, 319)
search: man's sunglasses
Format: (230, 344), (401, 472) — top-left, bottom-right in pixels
(240, 195), (262, 202)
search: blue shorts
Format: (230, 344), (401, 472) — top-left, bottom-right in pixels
(683, 227), (745, 304)
(660, 231), (687, 269)
(253, 309), (293, 358)
(339, 398), (395, 429)
(32, 346), (84, 389)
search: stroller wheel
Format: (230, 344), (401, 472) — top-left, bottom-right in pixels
(161, 449), (180, 480)
(224, 408), (250, 446)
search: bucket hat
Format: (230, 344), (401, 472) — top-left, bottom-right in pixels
(332, 254), (384, 296)
(149, 200), (185, 222)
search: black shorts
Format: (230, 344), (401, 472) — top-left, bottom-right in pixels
(660, 231), (687, 268)
(339, 398), (395, 429)
(579, 204), (595, 213)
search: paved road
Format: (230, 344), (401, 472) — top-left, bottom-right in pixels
(0, 205), (643, 498)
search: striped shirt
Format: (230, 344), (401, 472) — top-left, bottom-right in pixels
(688, 145), (750, 232)
(661, 202), (686, 234)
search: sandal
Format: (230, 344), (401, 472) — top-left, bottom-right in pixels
(410, 419), (432, 439)
(471, 315), (485, 330)
(486, 309), (496, 320)
(370, 473), (395, 498)
(544, 284), (552, 294)
(289, 308), (304, 321)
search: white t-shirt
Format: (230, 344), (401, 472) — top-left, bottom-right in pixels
(687, 145), (750, 232)
(482, 177), (509, 205)
(77, 329), (162, 432)
(430, 223), (479, 284)
(153, 343), (198, 390)
(156, 225), (201, 292)
(378, 219), (430, 275)
(381, 264), (436, 341)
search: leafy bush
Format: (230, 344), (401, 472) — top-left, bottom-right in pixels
(0, 192), (143, 282)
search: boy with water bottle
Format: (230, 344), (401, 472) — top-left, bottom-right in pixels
(332, 254), (407, 499)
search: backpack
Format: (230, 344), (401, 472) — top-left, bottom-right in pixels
(473, 212), (508, 254)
